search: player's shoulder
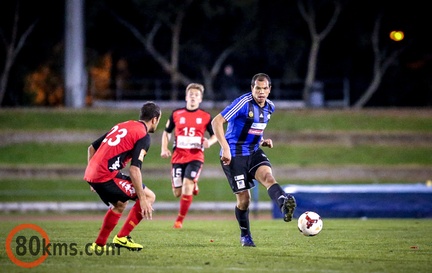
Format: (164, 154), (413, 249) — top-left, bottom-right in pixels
(118, 120), (137, 127)
(172, 107), (187, 114)
(196, 108), (212, 116)
(266, 98), (275, 111)
(119, 120), (147, 136)
(232, 93), (253, 108)
(221, 93), (252, 118)
(171, 107), (188, 118)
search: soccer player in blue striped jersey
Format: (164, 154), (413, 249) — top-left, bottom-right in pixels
(212, 73), (296, 247)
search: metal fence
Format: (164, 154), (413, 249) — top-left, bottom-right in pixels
(91, 78), (350, 109)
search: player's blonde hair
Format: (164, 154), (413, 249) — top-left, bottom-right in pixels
(185, 83), (204, 95)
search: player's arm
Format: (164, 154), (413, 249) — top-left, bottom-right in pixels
(87, 133), (107, 162)
(203, 121), (218, 148)
(211, 113), (231, 165)
(130, 136), (153, 219)
(129, 165), (152, 219)
(160, 116), (174, 158)
(87, 145), (96, 162)
(87, 133), (107, 192)
(87, 144), (97, 192)
(203, 134), (218, 149)
(160, 130), (172, 158)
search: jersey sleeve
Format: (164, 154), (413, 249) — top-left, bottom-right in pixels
(91, 133), (108, 150)
(164, 113), (175, 133)
(206, 119), (215, 136)
(130, 134), (151, 169)
(221, 93), (250, 122)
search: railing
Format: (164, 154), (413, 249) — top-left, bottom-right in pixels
(91, 78), (350, 109)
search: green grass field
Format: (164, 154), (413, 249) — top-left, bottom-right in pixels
(2, 142), (432, 166)
(1, 108), (432, 132)
(0, 178), (236, 202)
(1, 217), (431, 273)
(1, 108), (431, 272)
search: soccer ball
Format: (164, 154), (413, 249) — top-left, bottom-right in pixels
(297, 211), (323, 236)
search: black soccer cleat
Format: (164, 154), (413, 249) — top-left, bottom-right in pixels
(282, 194), (296, 222)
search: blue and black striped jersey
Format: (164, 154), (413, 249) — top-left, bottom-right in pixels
(220, 93), (275, 156)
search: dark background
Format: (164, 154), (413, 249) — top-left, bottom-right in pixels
(1, 0), (431, 107)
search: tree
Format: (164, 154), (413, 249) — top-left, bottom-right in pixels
(199, 45), (236, 100)
(111, 0), (194, 100)
(110, 0), (252, 101)
(352, 15), (405, 108)
(0, 1), (37, 106)
(297, 0), (341, 107)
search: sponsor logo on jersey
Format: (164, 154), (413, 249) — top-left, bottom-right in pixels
(248, 122), (266, 135)
(248, 128), (263, 135)
(251, 122), (267, 129)
(109, 157), (121, 170)
(180, 117), (186, 124)
(196, 118), (202, 124)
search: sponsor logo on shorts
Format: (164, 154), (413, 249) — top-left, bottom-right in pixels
(235, 174), (246, 189)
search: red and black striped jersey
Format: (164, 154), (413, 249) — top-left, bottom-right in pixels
(84, 120), (151, 183)
(165, 108), (214, 164)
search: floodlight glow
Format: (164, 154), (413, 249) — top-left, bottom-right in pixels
(390, 30), (404, 42)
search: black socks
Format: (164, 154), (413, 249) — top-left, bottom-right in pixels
(267, 183), (287, 209)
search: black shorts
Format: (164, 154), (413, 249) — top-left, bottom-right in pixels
(221, 148), (271, 193)
(171, 160), (203, 188)
(88, 173), (143, 206)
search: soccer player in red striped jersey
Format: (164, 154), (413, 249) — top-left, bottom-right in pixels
(161, 83), (217, 229)
(84, 102), (162, 252)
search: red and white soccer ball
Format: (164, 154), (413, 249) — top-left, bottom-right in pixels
(297, 211), (323, 236)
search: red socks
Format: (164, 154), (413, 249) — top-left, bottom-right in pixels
(95, 208), (121, 246)
(117, 201), (144, 238)
(175, 194), (193, 223)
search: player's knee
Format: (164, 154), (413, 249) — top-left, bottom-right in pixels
(261, 172), (276, 187)
(172, 188), (181, 198)
(236, 196), (251, 209)
(114, 200), (128, 213)
(237, 201), (249, 210)
(146, 189), (156, 204)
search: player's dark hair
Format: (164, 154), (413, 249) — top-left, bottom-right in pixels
(140, 101), (161, 121)
(251, 73), (271, 87)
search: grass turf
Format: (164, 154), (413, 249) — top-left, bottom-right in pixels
(1, 109), (431, 272)
(1, 108), (432, 132)
(2, 142), (432, 166)
(0, 177), (419, 202)
(1, 217), (431, 273)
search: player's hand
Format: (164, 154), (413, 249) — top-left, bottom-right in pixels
(160, 149), (172, 158)
(221, 149), (231, 165)
(261, 139), (273, 148)
(140, 199), (154, 220)
(90, 186), (96, 192)
(203, 138), (210, 148)
(221, 156), (231, 165)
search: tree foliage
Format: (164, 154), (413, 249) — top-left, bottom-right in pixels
(0, 0), (430, 107)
